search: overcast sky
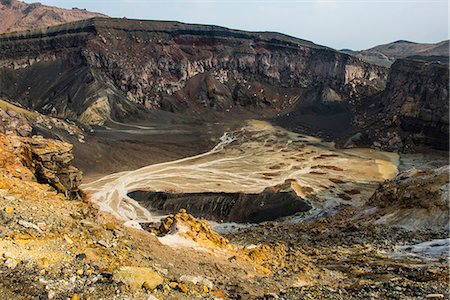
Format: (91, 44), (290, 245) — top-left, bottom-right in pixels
(25, 0), (448, 50)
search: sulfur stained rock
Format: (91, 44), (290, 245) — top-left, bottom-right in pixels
(4, 207), (14, 214)
(142, 281), (157, 292)
(113, 266), (163, 290)
(168, 282), (188, 293)
(155, 209), (229, 248)
(168, 282), (178, 289)
(0, 133), (82, 200)
(211, 290), (226, 299)
(177, 283), (188, 293)
(40, 257), (49, 268)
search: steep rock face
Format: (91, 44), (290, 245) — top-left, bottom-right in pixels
(130, 188), (312, 223)
(0, 18), (388, 125)
(0, 0), (106, 34)
(353, 57), (449, 152)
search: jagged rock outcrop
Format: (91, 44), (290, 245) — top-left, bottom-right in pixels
(151, 209), (229, 248)
(352, 56), (449, 152)
(0, 0), (106, 34)
(2, 134), (83, 199)
(26, 135), (82, 199)
(0, 18), (388, 125)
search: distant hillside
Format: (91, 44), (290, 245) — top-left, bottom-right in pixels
(0, 0), (107, 34)
(342, 40), (449, 67)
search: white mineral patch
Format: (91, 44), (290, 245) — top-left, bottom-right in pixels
(156, 223), (200, 248)
(400, 238), (450, 258)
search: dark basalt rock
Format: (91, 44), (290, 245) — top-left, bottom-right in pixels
(0, 18), (445, 153)
(352, 57), (449, 152)
(129, 188), (312, 223)
(0, 18), (387, 126)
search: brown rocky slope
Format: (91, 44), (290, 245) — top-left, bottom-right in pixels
(0, 0), (107, 34)
(365, 166), (449, 231)
(0, 17), (447, 155)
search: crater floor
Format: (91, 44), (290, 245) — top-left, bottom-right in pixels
(82, 120), (399, 224)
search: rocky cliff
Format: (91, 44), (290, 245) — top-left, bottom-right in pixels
(27, 135), (82, 199)
(130, 187), (312, 223)
(0, 18), (388, 125)
(1, 18), (446, 153)
(0, 0), (107, 34)
(353, 56), (449, 152)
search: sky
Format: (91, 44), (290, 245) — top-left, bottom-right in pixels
(24, 0), (448, 50)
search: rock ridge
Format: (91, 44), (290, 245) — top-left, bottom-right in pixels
(0, 17), (388, 126)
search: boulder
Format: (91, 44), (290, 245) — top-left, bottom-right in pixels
(113, 266), (163, 290)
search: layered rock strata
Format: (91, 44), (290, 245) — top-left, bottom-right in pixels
(353, 57), (449, 151)
(0, 18), (387, 125)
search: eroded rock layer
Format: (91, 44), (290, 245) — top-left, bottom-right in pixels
(359, 57), (448, 151)
(0, 133), (82, 199)
(0, 18), (387, 125)
(130, 188), (312, 223)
